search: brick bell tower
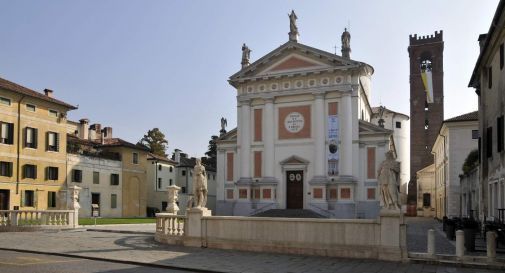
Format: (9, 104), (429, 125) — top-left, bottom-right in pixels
(407, 31), (444, 205)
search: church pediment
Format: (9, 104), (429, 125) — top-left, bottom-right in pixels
(359, 120), (392, 134)
(280, 155), (309, 165)
(229, 41), (367, 85)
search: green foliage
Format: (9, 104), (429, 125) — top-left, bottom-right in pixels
(204, 135), (219, 169)
(137, 128), (168, 157)
(462, 149), (479, 174)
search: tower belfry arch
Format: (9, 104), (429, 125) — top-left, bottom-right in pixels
(407, 31), (444, 204)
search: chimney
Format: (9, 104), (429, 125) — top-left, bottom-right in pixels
(103, 127), (113, 139)
(89, 123), (101, 140)
(79, 118), (89, 140)
(174, 149), (181, 163)
(44, 89), (53, 98)
(478, 34), (488, 52)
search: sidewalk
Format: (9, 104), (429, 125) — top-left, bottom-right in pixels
(0, 230), (502, 273)
(84, 223), (156, 234)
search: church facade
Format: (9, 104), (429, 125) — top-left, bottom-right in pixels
(216, 12), (396, 218)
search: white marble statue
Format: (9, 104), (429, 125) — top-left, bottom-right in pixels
(192, 158), (208, 208)
(377, 151), (401, 210)
(166, 185), (181, 214)
(69, 186), (81, 210)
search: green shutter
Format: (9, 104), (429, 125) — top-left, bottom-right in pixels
(7, 123), (13, 144)
(34, 165), (37, 179)
(23, 127), (27, 147)
(34, 190), (38, 208)
(20, 190), (24, 207)
(45, 132), (49, 151)
(33, 128), (38, 148)
(55, 133), (59, 152)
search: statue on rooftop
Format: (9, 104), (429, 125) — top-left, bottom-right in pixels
(288, 10), (299, 42)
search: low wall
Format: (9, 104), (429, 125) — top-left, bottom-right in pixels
(156, 209), (407, 261)
(0, 210), (78, 231)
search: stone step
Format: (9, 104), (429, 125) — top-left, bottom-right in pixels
(251, 209), (327, 218)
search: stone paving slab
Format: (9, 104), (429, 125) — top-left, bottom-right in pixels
(84, 223), (156, 234)
(0, 230), (503, 273)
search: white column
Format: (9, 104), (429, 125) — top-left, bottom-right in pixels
(340, 93), (353, 176)
(312, 93), (326, 179)
(239, 99), (252, 183)
(263, 97), (275, 181)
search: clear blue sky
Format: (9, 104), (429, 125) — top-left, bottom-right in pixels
(0, 1), (498, 157)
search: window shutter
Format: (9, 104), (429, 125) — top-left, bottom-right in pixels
(55, 133), (60, 152)
(45, 167), (49, 180)
(22, 165), (26, 179)
(46, 132), (49, 151)
(34, 165), (37, 179)
(23, 127), (27, 147)
(7, 123), (13, 144)
(33, 128), (38, 148)
(34, 190), (38, 208)
(20, 191), (24, 207)
(55, 168), (59, 180)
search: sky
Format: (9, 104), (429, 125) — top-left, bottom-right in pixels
(0, 1), (499, 157)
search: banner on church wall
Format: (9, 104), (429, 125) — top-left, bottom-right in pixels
(327, 115), (339, 162)
(421, 69), (434, 103)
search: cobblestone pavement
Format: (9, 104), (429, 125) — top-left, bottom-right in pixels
(406, 217), (456, 254)
(0, 230), (502, 273)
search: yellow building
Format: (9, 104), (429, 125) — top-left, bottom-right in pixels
(0, 77), (77, 210)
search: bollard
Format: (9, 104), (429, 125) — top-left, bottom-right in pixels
(427, 229), (435, 257)
(456, 230), (464, 258)
(487, 231), (496, 261)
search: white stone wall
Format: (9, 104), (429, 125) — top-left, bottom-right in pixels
(67, 154), (122, 218)
(146, 160), (177, 211)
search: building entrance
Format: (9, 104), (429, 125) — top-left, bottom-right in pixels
(0, 190), (9, 210)
(286, 170), (303, 209)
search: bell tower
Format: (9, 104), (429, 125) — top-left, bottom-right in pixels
(407, 31), (444, 204)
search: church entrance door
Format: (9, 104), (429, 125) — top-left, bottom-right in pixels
(286, 170), (303, 209)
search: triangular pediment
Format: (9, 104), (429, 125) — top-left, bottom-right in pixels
(280, 155), (309, 165)
(359, 120), (392, 134)
(229, 41), (365, 84)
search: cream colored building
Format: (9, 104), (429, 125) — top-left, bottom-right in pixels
(469, 0), (505, 221)
(431, 111), (478, 219)
(0, 77), (76, 211)
(216, 14), (395, 218)
(147, 153), (177, 212)
(416, 164), (435, 217)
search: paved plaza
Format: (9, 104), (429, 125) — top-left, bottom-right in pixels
(0, 227), (502, 273)
(406, 217), (455, 254)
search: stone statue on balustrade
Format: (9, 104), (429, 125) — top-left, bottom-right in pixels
(68, 185), (81, 210)
(192, 158), (208, 208)
(166, 185), (181, 215)
(377, 151), (401, 210)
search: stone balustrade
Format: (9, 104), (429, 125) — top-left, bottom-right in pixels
(155, 213), (186, 245)
(0, 210), (78, 230)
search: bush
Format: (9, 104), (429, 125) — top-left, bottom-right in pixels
(462, 149), (479, 174)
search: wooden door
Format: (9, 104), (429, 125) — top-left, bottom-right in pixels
(0, 190), (9, 210)
(286, 170), (303, 209)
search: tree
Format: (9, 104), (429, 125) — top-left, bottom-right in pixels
(137, 128), (168, 157)
(205, 135), (219, 169)
(462, 149), (479, 174)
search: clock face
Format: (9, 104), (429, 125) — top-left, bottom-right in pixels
(284, 112), (305, 133)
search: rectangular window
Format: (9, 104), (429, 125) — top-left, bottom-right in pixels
(23, 190), (35, 207)
(313, 188), (323, 199)
(395, 121), (401, 128)
(46, 132), (59, 152)
(501, 43), (504, 70)
(253, 188), (260, 200)
(262, 189), (271, 199)
(72, 169), (82, 182)
(254, 151), (262, 178)
(26, 104), (36, 112)
(23, 164), (37, 179)
(25, 127), (38, 148)
(47, 191), (57, 208)
(239, 189), (247, 199)
(93, 171), (99, 184)
(472, 130), (479, 140)
(132, 152), (139, 164)
(158, 164), (162, 171)
(367, 188), (376, 200)
(226, 189), (234, 199)
(329, 188), (337, 200)
(340, 188), (351, 200)
(0, 161), (12, 177)
(182, 170), (186, 176)
(226, 153), (234, 181)
(46, 167), (58, 180)
(158, 178), (162, 189)
(49, 109), (58, 117)
(181, 187), (186, 194)
(367, 147), (376, 179)
(110, 173), (119, 185)
(328, 102), (338, 116)
(169, 178), (173, 185)
(0, 97), (11, 106)
(423, 193), (431, 207)
(0, 122), (14, 144)
(254, 108), (262, 142)
(487, 126), (493, 158)
(111, 194), (117, 209)
(488, 66), (493, 89)
(498, 116), (504, 152)
(169, 166), (173, 172)
(161, 201), (167, 211)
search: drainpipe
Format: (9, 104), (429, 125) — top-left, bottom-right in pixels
(439, 133), (447, 218)
(16, 95), (26, 195)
